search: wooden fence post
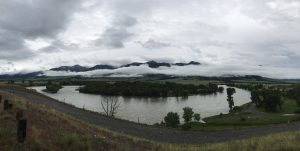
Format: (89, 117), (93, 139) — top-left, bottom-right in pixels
(16, 110), (27, 151)
(16, 110), (24, 120)
(17, 110), (27, 144)
(4, 100), (9, 110)
(3, 100), (13, 110)
(17, 119), (27, 143)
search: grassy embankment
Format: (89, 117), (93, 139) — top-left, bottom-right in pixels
(0, 92), (156, 151)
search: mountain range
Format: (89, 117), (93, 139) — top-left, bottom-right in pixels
(0, 61), (201, 79)
(50, 61), (201, 72)
(1, 61), (298, 82)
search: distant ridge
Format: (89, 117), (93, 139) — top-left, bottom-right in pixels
(49, 61), (201, 72)
(3, 61), (298, 83)
(50, 65), (89, 72)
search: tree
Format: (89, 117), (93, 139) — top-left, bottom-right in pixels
(181, 123), (192, 131)
(262, 91), (282, 112)
(29, 80), (34, 86)
(101, 96), (121, 117)
(288, 85), (300, 106)
(193, 113), (201, 122)
(47, 80), (52, 85)
(209, 83), (218, 90)
(227, 88), (236, 112)
(183, 107), (194, 123)
(164, 112), (180, 128)
(251, 90), (262, 107)
(44, 83), (62, 93)
(8, 80), (14, 84)
(218, 87), (224, 93)
(79, 81), (220, 97)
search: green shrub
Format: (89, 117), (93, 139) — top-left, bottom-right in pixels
(183, 107), (194, 123)
(218, 113), (223, 117)
(193, 113), (201, 122)
(218, 87), (224, 93)
(240, 117), (246, 122)
(231, 106), (243, 113)
(164, 112), (180, 128)
(181, 123), (192, 131)
(296, 99), (300, 107)
(294, 108), (300, 114)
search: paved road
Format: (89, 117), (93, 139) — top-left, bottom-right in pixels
(1, 88), (300, 144)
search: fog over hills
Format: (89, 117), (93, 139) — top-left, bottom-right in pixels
(1, 60), (299, 80)
(49, 61), (201, 72)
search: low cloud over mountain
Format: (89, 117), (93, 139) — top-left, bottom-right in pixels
(49, 61), (201, 72)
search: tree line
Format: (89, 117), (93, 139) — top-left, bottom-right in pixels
(79, 81), (223, 97)
(251, 90), (283, 112)
(43, 81), (62, 93)
(287, 84), (300, 106)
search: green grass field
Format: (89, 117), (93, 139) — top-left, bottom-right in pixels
(190, 113), (299, 131)
(161, 131), (300, 151)
(279, 98), (299, 114)
(188, 97), (300, 131)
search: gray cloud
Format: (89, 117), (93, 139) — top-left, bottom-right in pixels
(95, 27), (134, 49)
(0, 0), (82, 60)
(39, 40), (79, 53)
(138, 39), (170, 49)
(95, 15), (137, 49)
(0, 30), (34, 60)
(39, 46), (60, 53)
(0, 0), (82, 38)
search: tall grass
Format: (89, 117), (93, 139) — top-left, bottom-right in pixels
(0, 127), (16, 151)
(160, 131), (300, 151)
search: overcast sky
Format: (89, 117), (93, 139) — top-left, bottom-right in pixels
(0, 0), (300, 78)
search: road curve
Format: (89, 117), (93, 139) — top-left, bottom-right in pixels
(1, 88), (300, 144)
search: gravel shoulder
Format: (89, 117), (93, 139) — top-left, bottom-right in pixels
(1, 88), (300, 144)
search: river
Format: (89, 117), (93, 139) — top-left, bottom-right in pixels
(30, 85), (251, 125)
